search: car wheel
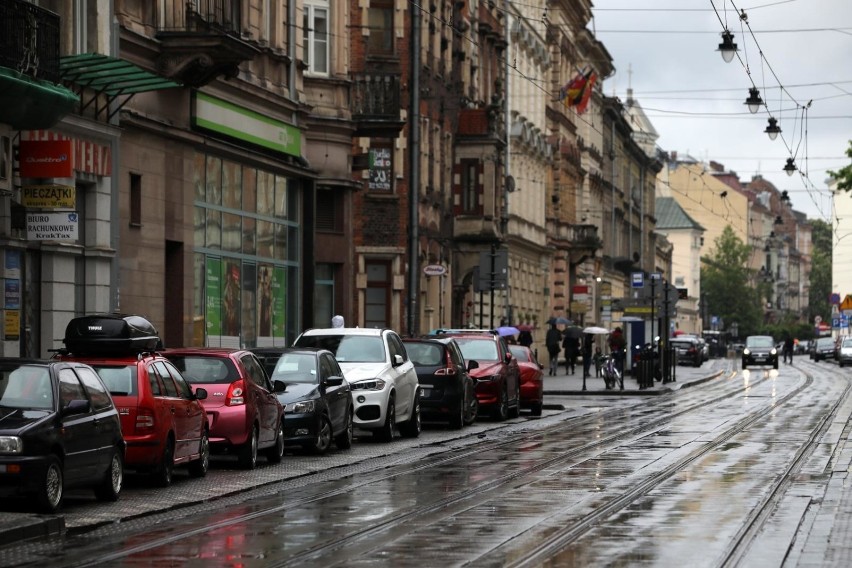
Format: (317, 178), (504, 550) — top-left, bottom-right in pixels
(399, 389), (421, 438)
(335, 408), (354, 450)
(530, 402), (543, 417)
(265, 421), (285, 464)
(306, 416), (333, 454)
(508, 381), (521, 418)
(464, 396), (479, 426)
(492, 386), (509, 421)
(94, 450), (123, 501)
(152, 436), (175, 487)
(449, 397), (465, 430)
(237, 424), (259, 470)
(36, 455), (64, 513)
(188, 428), (210, 477)
(373, 396), (395, 442)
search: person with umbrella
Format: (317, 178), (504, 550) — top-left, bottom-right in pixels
(545, 322), (562, 376)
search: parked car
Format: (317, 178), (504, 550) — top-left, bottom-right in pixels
(813, 337), (837, 362)
(402, 337), (478, 429)
(837, 337), (852, 367)
(251, 347), (354, 453)
(433, 329), (521, 421)
(742, 335), (779, 369)
(165, 348), (286, 469)
(670, 336), (703, 368)
(0, 358), (125, 513)
(56, 314), (209, 486)
(508, 345), (544, 416)
(293, 328), (420, 442)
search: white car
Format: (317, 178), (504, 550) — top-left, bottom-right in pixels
(293, 328), (420, 442)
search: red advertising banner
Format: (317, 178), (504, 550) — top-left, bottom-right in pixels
(19, 140), (73, 178)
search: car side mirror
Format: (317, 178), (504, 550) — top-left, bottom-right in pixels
(394, 354), (404, 366)
(467, 360), (479, 371)
(326, 375), (344, 387)
(62, 399), (90, 416)
(194, 387), (208, 400)
(272, 380), (287, 393)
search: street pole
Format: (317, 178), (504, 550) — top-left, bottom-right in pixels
(406, 5), (421, 336)
(489, 243), (496, 329)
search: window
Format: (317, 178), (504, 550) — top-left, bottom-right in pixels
(152, 362), (178, 397)
(130, 173), (142, 226)
(164, 362), (194, 399)
(59, 368), (87, 407)
(75, 366), (113, 411)
(314, 263), (336, 327)
(367, 0), (394, 56)
(242, 354), (270, 389)
(460, 159), (480, 214)
(304, 1), (329, 75)
(316, 188), (343, 232)
(365, 261), (390, 328)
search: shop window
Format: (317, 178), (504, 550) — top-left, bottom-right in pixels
(304, 1), (329, 75)
(365, 260), (390, 328)
(367, 0), (394, 56)
(130, 173), (142, 227)
(368, 141), (393, 192)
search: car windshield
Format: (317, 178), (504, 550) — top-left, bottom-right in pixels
(296, 334), (386, 363)
(746, 336), (774, 348)
(91, 364), (138, 396)
(0, 364), (53, 410)
(268, 353), (318, 384)
(509, 345), (531, 362)
(403, 342), (444, 366)
(818, 338), (835, 347)
(843, 338), (852, 347)
(453, 337), (499, 362)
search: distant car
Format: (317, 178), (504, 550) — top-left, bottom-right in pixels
(837, 337), (852, 368)
(165, 348), (286, 469)
(56, 314), (210, 487)
(293, 328), (421, 442)
(0, 358), (125, 513)
(670, 337), (703, 368)
(813, 337), (836, 362)
(433, 329), (521, 421)
(402, 337), (478, 429)
(508, 345), (544, 416)
(251, 347), (354, 453)
(742, 335), (778, 369)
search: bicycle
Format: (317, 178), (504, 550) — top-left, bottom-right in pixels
(601, 354), (623, 390)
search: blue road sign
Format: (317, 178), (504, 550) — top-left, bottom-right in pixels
(631, 272), (644, 288)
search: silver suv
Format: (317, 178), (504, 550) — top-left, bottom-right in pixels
(293, 328), (420, 442)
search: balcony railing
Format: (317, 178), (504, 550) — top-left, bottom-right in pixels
(351, 74), (401, 121)
(0, 0), (60, 83)
(157, 0), (241, 34)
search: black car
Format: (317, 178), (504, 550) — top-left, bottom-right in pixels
(251, 347), (353, 454)
(402, 337), (479, 429)
(0, 358), (125, 513)
(742, 335), (779, 369)
(812, 337), (836, 362)
(670, 337), (703, 368)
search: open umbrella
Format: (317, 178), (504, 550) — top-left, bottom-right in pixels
(563, 325), (584, 339)
(516, 323), (534, 332)
(583, 326), (611, 335)
(496, 326), (520, 337)
(547, 316), (572, 325)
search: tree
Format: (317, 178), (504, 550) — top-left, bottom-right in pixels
(828, 140), (852, 192)
(809, 219), (832, 323)
(701, 225), (764, 337)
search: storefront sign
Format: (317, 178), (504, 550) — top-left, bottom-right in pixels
(423, 264), (446, 276)
(26, 212), (79, 241)
(193, 92), (302, 157)
(4, 279), (20, 309)
(4, 310), (19, 341)
(19, 139), (73, 178)
(22, 184), (76, 209)
(23, 131), (112, 176)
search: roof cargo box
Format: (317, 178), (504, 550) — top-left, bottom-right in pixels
(64, 314), (160, 355)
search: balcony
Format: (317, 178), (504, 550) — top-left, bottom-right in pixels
(155, 0), (260, 87)
(351, 74), (405, 137)
(0, 0), (61, 82)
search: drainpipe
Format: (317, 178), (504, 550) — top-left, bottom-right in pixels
(503, 0), (511, 324)
(407, 5), (421, 335)
(109, 11), (120, 312)
(639, 166), (645, 271)
(288, 0), (296, 103)
(610, 120), (616, 258)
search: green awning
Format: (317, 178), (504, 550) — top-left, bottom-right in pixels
(0, 67), (79, 130)
(60, 53), (181, 96)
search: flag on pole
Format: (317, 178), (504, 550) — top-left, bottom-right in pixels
(575, 72), (597, 114)
(558, 68), (595, 110)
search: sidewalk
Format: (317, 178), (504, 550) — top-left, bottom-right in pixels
(543, 357), (726, 396)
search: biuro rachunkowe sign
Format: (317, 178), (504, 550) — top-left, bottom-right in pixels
(26, 212), (79, 241)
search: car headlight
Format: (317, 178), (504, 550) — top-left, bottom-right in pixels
(0, 436), (23, 454)
(743, 348), (750, 355)
(351, 378), (387, 391)
(770, 348), (777, 355)
(285, 400), (316, 414)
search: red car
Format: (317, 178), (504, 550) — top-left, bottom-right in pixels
(57, 315), (210, 487)
(164, 348), (286, 469)
(508, 345), (544, 416)
(434, 329), (520, 421)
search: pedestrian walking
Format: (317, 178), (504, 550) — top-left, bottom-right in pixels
(518, 330), (533, 348)
(563, 333), (579, 374)
(582, 333), (594, 379)
(593, 346), (603, 377)
(545, 323), (562, 376)
(783, 335), (795, 364)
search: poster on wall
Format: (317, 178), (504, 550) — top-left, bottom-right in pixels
(257, 264), (274, 342)
(273, 267), (286, 343)
(222, 260), (241, 340)
(368, 147), (391, 191)
(4, 310), (19, 341)
(5, 279), (20, 309)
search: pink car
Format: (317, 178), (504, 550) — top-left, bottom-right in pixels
(165, 348), (286, 469)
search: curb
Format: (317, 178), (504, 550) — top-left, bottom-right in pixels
(0, 514), (64, 547)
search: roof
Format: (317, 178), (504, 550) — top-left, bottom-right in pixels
(300, 327), (386, 336)
(655, 197), (705, 231)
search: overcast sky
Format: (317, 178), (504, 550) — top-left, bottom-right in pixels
(588, 0), (852, 223)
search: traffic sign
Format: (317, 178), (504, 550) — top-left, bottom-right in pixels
(842, 295), (852, 311)
(631, 272), (644, 288)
